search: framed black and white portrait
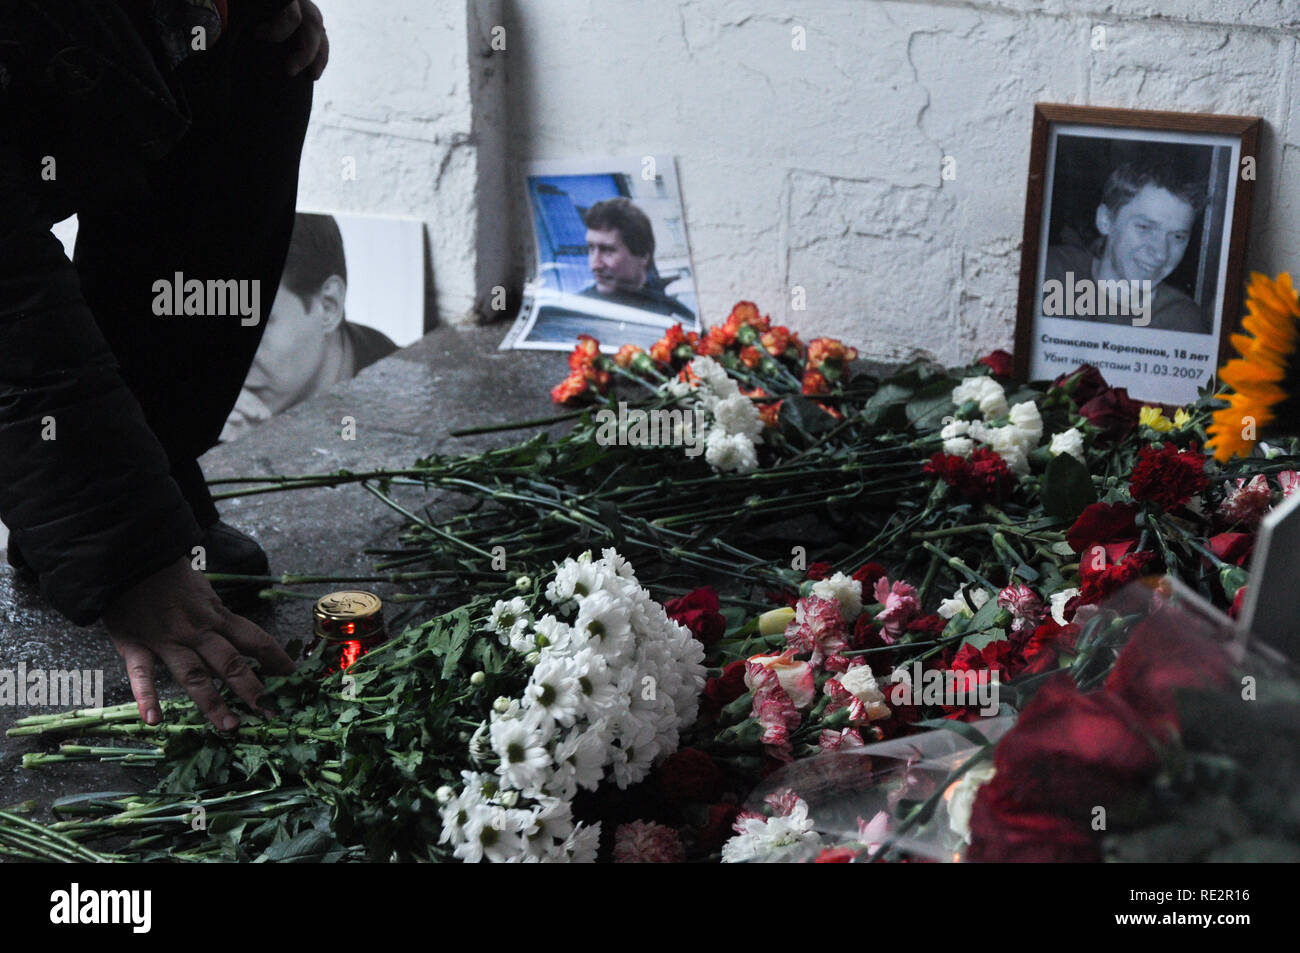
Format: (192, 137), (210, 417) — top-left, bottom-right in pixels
(1015, 104), (1261, 406)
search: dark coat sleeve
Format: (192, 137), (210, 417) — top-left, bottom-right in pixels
(0, 138), (203, 625)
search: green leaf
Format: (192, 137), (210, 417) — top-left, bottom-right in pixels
(904, 379), (957, 430)
(255, 829), (350, 863)
(861, 383), (912, 427)
(1041, 452), (1096, 521)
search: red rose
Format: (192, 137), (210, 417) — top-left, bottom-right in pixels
(1208, 532), (1254, 567)
(978, 350), (1014, 378)
(1105, 608), (1234, 740)
(701, 659), (748, 719)
(656, 747), (725, 804)
(985, 674), (1160, 812)
(1078, 386), (1142, 442)
(1230, 586), (1247, 619)
(966, 779), (1101, 862)
(1066, 502), (1139, 555)
(664, 586), (726, 646)
(1053, 365), (1110, 407)
(1129, 442), (1209, 512)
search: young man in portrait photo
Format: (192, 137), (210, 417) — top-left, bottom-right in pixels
(221, 212), (398, 442)
(580, 197), (696, 321)
(1043, 159), (1211, 334)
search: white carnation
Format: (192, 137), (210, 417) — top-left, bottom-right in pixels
(1048, 428), (1086, 462)
(809, 572), (864, 621)
(952, 376), (1008, 420)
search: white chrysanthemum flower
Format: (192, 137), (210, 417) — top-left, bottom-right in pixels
(722, 798), (822, 863)
(438, 770), (492, 848)
(531, 613), (576, 654)
(952, 376), (1008, 420)
(490, 709), (554, 793)
(562, 822), (602, 863)
(948, 761), (996, 843)
(1048, 428), (1086, 462)
(524, 655), (583, 727)
(546, 559), (604, 604)
(809, 572), (864, 621)
(937, 586), (989, 620)
(555, 725), (608, 792)
(573, 588), (634, 654)
(1049, 587), (1080, 625)
(487, 597), (532, 649)
(704, 429), (759, 474)
(599, 547), (637, 580)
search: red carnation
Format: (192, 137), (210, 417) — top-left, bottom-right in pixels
(852, 562), (888, 590)
(664, 586), (726, 646)
(1079, 550), (1157, 605)
(978, 350), (1014, 378)
(701, 659), (748, 720)
(806, 562), (834, 581)
(656, 747), (725, 804)
(1016, 620), (1081, 677)
(1078, 386), (1142, 442)
(924, 448), (1015, 504)
(1129, 442), (1209, 512)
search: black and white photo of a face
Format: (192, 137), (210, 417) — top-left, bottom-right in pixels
(1037, 132), (1233, 336)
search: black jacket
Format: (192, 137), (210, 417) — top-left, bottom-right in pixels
(0, 0), (296, 625)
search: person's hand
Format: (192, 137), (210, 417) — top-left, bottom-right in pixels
(102, 556), (296, 730)
(255, 0), (329, 80)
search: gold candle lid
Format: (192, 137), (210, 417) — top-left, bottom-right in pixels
(313, 591), (385, 642)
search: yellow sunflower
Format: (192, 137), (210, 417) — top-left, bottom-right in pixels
(1206, 272), (1300, 463)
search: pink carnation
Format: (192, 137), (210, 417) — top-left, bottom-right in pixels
(873, 577), (920, 642)
(997, 582), (1046, 636)
(824, 676), (870, 724)
(1218, 474), (1274, 528)
(857, 810), (891, 853)
(819, 728), (865, 751)
(785, 596), (849, 667)
(613, 821), (686, 863)
(1279, 470), (1300, 499)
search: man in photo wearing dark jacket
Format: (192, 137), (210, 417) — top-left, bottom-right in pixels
(0, 0), (328, 731)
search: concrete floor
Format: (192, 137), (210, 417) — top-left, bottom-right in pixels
(0, 322), (572, 812)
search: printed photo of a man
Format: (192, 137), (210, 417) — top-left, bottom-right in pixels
(580, 198), (694, 321)
(222, 213), (397, 441)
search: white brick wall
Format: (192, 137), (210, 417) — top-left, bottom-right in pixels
(501, 0), (1300, 365)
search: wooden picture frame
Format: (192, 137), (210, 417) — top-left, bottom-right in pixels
(1014, 104), (1261, 405)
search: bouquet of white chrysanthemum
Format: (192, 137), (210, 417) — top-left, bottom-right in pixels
(438, 548), (707, 862)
